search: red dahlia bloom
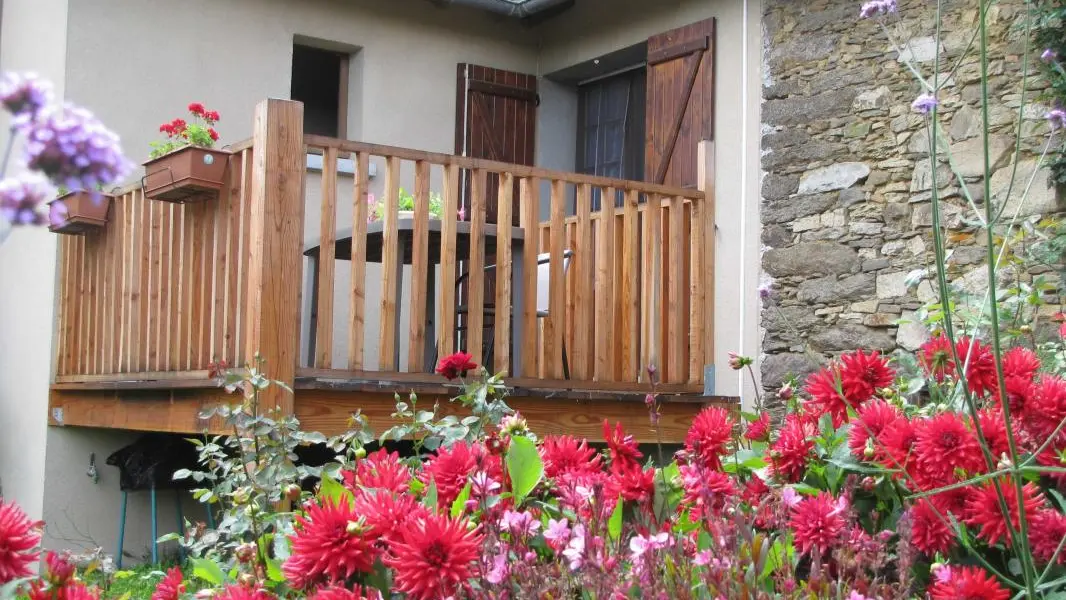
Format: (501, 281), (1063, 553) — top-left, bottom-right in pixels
(680, 464), (736, 519)
(605, 462), (655, 505)
(955, 336), (998, 396)
(187, 102), (205, 115)
(283, 499), (378, 588)
(1002, 346), (1040, 380)
(744, 412), (770, 442)
(540, 435), (602, 479)
(963, 477), (1045, 546)
(151, 566), (185, 600)
(0, 499), (42, 585)
(421, 441), (501, 507)
(215, 584), (273, 600)
(684, 406), (735, 470)
(1023, 375), (1066, 442)
(435, 352), (477, 379)
(789, 492), (846, 554)
(907, 498), (955, 556)
(974, 408), (1011, 459)
(848, 399), (901, 460)
(353, 490), (429, 548)
(769, 414), (815, 483)
(928, 566), (1010, 600)
(997, 375), (1034, 415)
(919, 334), (955, 382)
(44, 551), (75, 586)
(838, 349), (895, 405)
(1030, 509), (1066, 565)
(927, 485), (973, 517)
(342, 448), (411, 493)
(913, 413), (985, 488)
(603, 420), (643, 471)
(386, 514), (483, 600)
(876, 417), (918, 475)
(308, 585), (383, 600)
(804, 365), (849, 426)
(28, 580), (99, 600)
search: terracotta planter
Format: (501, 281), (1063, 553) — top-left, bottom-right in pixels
(48, 191), (112, 235)
(142, 146), (230, 203)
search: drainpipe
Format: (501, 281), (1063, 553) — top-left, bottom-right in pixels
(438, 0), (572, 18)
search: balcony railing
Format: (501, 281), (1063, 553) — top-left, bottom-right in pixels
(52, 99), (715, 401)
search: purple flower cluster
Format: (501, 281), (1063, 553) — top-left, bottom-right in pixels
(0, 174), (54, 226)
(1049, 107), (1066, 131)
(0, 72), (52, 128)
(1042, 48), (1058, 63)
(23, 103), (129, 191)
(911, 93), (939, 114)
(859, 0), (896, 18)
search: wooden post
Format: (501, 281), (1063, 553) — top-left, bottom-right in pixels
(243, 99), (306, 416)
(697, 141), (717, 394)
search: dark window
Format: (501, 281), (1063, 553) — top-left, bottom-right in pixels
(577, 67), (646, 207)
(291, 44), (348, 137)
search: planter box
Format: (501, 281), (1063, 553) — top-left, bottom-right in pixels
(48, 191), (112, 235)
(142, 146), (230, 203)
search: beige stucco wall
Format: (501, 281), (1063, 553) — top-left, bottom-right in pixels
(0, 0), (68, 525)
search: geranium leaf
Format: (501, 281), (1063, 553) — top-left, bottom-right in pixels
(506, 436), (543, 505)
(190, 557), (226, 585)
(608, 496), (624, 541)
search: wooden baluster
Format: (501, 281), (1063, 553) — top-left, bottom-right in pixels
(56, 237), (69, 375)
(78, 234), (89, 373)
(594, 187), (616, 381)
(378, 156), (401, 371)
(689, 195), (705, 385)
(642, 194), (662, 380)
(224, 163), (242, 366)
(169, 204), (185, 371)
(466, 169), (487, 366)
(234, 151), (252, 367)
(698, 141), (716, 386)
(102, 198), (116, 373)
(545, 179), (566, 379)
(494, 172), (514, 375)
(572, 183), (593, 380)
(668, 196), (687, 383)
(437, 164), (459, 362)
(315, 146), (338, 369)
(137, 191), (152, 372)
(188, 201), (205, 370)
(621, 189), (640, 381)
(211, 176), (229, 365)
(407, 160), (430, 372)
(518, 177), (539, 379)
(160, 203), (174, 371)
(148, 200), (163, 372)
(348, 152), (369, 370)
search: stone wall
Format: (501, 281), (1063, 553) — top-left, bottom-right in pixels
(759, 0), (1065, 394)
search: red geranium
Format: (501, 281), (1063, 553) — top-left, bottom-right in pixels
(208, 127), (220, 141)
(386, 514), (483, 600)
(435, 351), (477, 380)
(683, 406), (735, 471)
(205, 110), (221, 122)
(187, 102), (205, 115)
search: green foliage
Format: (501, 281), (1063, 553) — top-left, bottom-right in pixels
(371, 188), (445, 221)
(506, 435), (544, 505)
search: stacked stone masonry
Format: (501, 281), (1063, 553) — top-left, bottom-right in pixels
(760, 0), (1066, 394)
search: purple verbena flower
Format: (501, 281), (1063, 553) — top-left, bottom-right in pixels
(0, 72), (53, 128)
(859, 0), (896, 18)
(0, 173), (54, 226)
(23, 103), (130, 191)
(1041, 48), (1057, 63)
(911, 93), (939, 114)
(1048, 108), (1066, 131)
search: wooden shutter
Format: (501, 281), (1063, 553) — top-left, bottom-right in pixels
(645, 19), (715, 188)
(455, 63), (538, 225)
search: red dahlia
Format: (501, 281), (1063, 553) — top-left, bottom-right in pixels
(28, 580), (99, 600)
(804, 365), (849, 426)
(789, 492), (846, 554)
(769, 414), (815, 483)
(215, 584), (273, 600)
(603, 420), (643, 471)
(680, 464), (736, 519)
(283, 499), (378, 588)
(847, 399), (901, 461)
(353, 489), (429, 548)
(997, 375), (1034, 415)
(913, 413), (984, 488)
(974, 408), (1011, 459)
(1023, 375), (1066, 442)
(342, 448), (411, 493)
(919, 334), (955, 382)
(955, 336), (998, 397)
(838, 349), (895, 405)
(435, 352), (477, 380)
(540, 435), (602, 479)
(151, 566), (185, 600)
(876, 417), (918, 475)
(386, 514), (483, 600)
(605, 462), (656, 505)
(421, 441), (501, 508)
(963, 477), (1045, 546)
(308, 585), (383, 600)
(908, 498), (955, 556)
(1030, 509), (1066, 565)
(928, 566), (1010, 600)
(44, 551), (75, 586)
(684, 406), (735, 470)
(0, 499), (42, 585)
(744, 412), (770, 442)
(1002, 346), (1040, 380)
(927, 485), (973, 517)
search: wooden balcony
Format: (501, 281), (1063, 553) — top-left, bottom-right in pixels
(48, 99), (734, 442)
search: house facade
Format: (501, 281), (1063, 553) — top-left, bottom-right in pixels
(0, 0), (763, 560)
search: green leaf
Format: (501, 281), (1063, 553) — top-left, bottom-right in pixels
(172, 469), (192, 480)
(792, 483), (820, 496)
(608, 496), (624, 541)
(506, 436), (544, 505)
(424, 481), (439, 509)
(318, 473), (354, 508)
(266, 558), (285, 583)
(408, 478), (425, 494)
(451, 482), (473, 518)
(190, 558), (226, 585)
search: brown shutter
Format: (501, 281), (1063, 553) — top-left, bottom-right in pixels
(645, 19), (715, 188)
(455, 63), (538, 225)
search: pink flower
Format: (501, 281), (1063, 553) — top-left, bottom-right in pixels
(562, 524), (586, 570)
(485, 552), (509, 584)
(498, 510), (540, 536)
(543, 518), (571, 550)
